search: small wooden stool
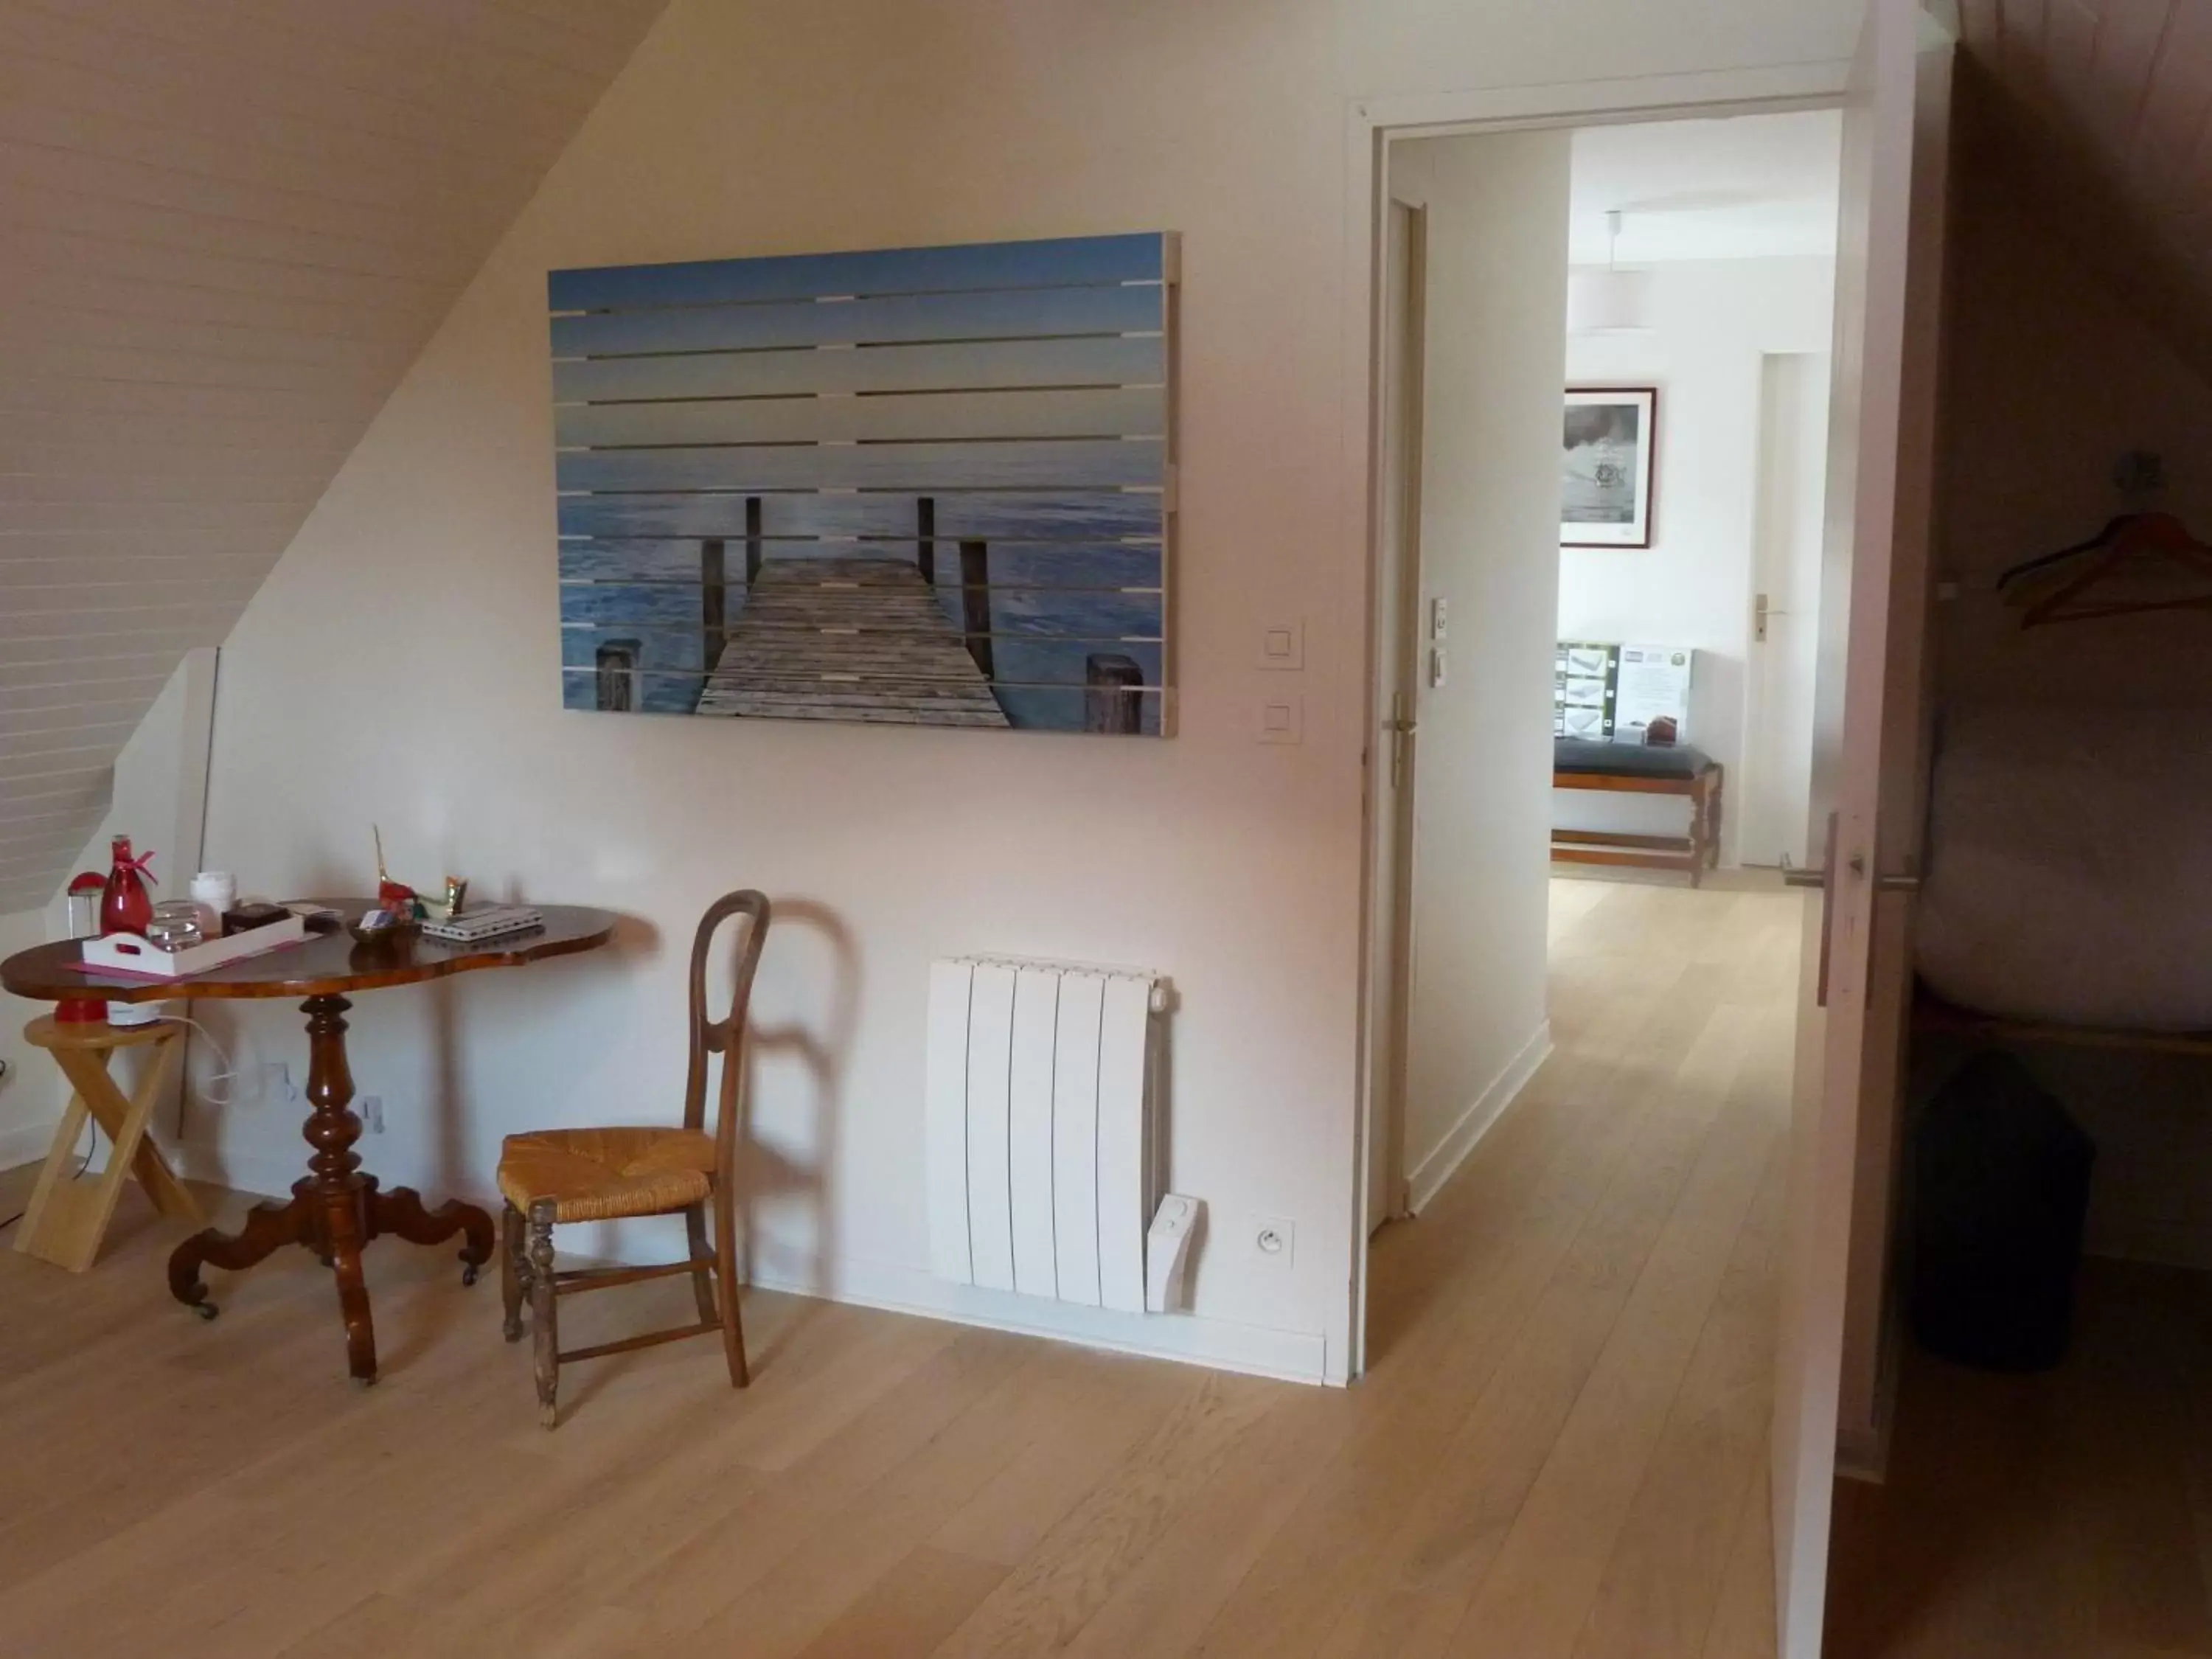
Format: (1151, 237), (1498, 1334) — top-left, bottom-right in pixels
(13, 1016), (204, 1272)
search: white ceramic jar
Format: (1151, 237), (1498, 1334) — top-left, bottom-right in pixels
(190, 870), (237, 936)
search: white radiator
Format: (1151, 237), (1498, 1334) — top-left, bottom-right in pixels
(925, 956), (1161, 1312)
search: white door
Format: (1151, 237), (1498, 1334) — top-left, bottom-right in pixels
(1741, 352), (1832, 869)
(1364, 197), (1426, 1235)
(1770, 2), (1952, 1655)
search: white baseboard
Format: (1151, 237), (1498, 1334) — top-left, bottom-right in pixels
(1405, 1021), (1552, 1215)
(172, 1138), (302, 1200)
(164, 1137), (1332, 1387)
(0, 1116), (61, 1173)
(1837, 1304), (1902, 1484)
(1836, 1418), (1891, 1485)
(748, 1245), (1332, 1386)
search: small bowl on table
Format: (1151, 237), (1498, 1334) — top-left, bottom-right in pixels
(347, 908), (422, 959)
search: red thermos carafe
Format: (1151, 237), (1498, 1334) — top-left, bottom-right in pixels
(99, 835), (156, 936)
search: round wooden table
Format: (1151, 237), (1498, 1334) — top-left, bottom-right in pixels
(0, 902), (616, 1383)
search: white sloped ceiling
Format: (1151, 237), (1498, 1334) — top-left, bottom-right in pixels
(0, 0), (667, 913)
(1957, 0), (2212, 378)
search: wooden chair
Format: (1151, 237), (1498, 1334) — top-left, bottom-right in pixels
(495, 891), (770, 1427)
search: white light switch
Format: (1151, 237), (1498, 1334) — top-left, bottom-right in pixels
(1428, 647), (1447, 688)
(1257, 618), (1304, 671)
(1430, 597), (1448, 640)
(1257, 695), (1303, 745)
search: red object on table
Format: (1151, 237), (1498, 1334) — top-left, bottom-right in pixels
(98, 835), (156, 936)
(58, 858), (143, 1023)
(1, 900), (616, 1385)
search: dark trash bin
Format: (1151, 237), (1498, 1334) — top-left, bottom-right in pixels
(1909, 1049), (2096, 1372)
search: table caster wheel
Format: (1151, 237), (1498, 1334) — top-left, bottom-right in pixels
(461, 1263), (480, 1287)
(192, 1301), (220, 1321)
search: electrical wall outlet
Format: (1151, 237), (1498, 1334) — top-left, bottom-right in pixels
(1251, 1215), (1296, 1269)
(361, 1096), (385, 1135)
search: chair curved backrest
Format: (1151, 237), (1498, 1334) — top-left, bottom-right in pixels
(681, 891), (771, 1180)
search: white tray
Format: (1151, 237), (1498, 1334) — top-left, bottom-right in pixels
(80, 913), (308, 979)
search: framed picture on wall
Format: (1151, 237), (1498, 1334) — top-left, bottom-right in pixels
(549, 232), (1178, 735)
(1560, 386), (1658, 548)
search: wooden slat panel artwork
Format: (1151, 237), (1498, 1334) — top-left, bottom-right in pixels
(551, 333), (1164, 404)
(552, 281), (1163, 357)
(555, 386), (1164, 448)
(555, 439), (1162, 493)
(552, 232), (1178, 734)
(0, 0), (672, 912)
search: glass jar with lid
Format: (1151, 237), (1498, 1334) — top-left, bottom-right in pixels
(145, 900), (206, 953)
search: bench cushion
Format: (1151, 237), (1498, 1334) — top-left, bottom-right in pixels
(1554, 737), (1712, 779)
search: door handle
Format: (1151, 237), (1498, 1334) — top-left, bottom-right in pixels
(1783, 860), (1919, 893)
(1803, 815), (1840, 1008)
(1784, 828), (1919, 1008)
(1384, 695), (1416, 789)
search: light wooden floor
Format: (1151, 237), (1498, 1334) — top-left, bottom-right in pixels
(1829, 1255), (2212, 1659)
(0, 875), (1798, 1658)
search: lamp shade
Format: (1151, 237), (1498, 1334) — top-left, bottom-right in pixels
(1567, 266), (1655, 334)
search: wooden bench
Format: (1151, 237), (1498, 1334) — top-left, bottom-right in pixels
(1551, 739), (1723, 887)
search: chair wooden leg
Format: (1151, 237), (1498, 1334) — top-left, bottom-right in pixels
(684, 1203), (718, 1329)
(527, 1198), (559, 1428)
(1708, 767), (1724, 869)
(1690, 774), (1711, 888)
(501, 1201), (526, 1342)
(711, 1189), (748, 1388)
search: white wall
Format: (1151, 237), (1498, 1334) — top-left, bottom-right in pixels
(0, 908), (53, 1171)
(177, 0), (1861, 1383)
(1394, 133), (1568, 1206)
(1556, 257), (1837, 862)
(0, 650), (222, 1169)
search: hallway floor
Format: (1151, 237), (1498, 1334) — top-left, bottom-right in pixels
(1829, 1215), (2212, 1659)
(0, 874), (1798, 1658)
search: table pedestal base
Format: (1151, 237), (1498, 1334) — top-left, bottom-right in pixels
(163, 992), (493, 1382)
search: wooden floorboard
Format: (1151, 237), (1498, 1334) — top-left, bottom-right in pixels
(0, 876), (1805, 1659)
(1829, 1257), (2212, 1659)
(695, 557), (1009, 726)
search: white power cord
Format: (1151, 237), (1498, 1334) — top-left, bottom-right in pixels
(1, 1110), (94, 1233)
(159, 1014), (243, 1108)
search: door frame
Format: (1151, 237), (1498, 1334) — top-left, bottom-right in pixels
(1343, 59), (1854, 1378)
(1365, 193), (1428, 1238)
(1739, 349), (1835, 872)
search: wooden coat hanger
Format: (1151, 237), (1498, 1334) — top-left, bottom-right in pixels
(1998, 511), (2212, 627)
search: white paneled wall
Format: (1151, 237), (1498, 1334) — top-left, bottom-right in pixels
(0, 0), (668, 912)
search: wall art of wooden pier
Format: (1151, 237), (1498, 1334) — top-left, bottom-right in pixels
(693, 555), (1009, 726)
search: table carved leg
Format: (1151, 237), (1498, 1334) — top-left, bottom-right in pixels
(368, 1183), (495, 1280)
(167, 992), (494, 1384)
(167, 1196), (308, 1310)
